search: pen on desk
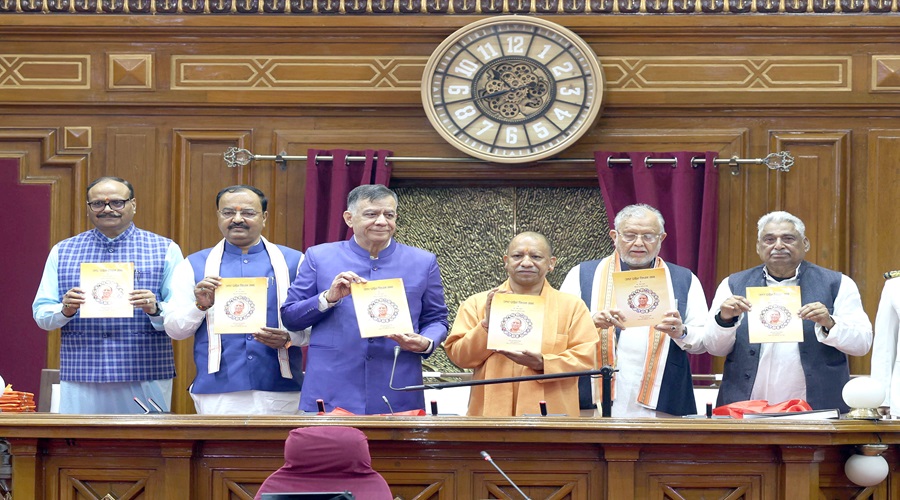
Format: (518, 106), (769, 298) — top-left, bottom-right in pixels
(147, 398), (164, 413)
(133, 397), (150, 414)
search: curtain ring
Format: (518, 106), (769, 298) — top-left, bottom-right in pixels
(644, 156), (652, 169)
(690, 156), (699, 169)
(606, 155), (615, 168)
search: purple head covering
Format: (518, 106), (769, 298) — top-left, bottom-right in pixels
(255, 426), (392, 500)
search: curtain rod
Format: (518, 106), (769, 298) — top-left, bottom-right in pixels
(223, 147), (794, 176)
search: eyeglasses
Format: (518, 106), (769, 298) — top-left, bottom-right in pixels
(218, 209), (260, 220)
(619, 233), (661, 243)
(761, 234), (798, 245)
(87, 198), (132, 212)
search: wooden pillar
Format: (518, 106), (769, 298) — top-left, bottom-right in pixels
(603, 445), (640, 500)
(7, 438), (42, 500)
(779, 445), (824, 500)
(160, 441), (195, 499)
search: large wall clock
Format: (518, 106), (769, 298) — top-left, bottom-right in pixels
(421, 16), (604, 164)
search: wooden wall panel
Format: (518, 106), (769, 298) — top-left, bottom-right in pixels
(769, 131), (851, 272)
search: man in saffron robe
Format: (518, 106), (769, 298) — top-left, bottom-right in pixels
(560, 204), (708, 417)
(445, 232), (597, 417)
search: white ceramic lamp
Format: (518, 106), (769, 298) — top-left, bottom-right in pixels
(845, 444), (889, 487)
(842, 377), (885, 420)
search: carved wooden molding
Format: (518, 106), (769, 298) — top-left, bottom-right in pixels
(0, 55), (90, 89)
(0, 0), (897, 13)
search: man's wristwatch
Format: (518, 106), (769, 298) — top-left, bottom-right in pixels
(282, 335), (292, 349)
(679, 327), (688, 340)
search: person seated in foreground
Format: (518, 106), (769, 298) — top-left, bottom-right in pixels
(255, 426), (393, 500)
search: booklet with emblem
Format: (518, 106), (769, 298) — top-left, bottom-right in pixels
(487, 292), (544, 352)
(79, 262), (135, 318)
(746, 286), (803, 343)
(214, 277), (268, 334)
(351, 278), (414, 338)
(612, 267), (672, 328)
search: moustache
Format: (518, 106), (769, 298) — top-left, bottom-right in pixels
(97, 213), (120, 218)
(229, 223), (249, 230)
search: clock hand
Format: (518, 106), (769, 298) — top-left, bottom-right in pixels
(474, 81), (536, 102)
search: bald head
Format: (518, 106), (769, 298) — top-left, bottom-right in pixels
(507, 231), (552, 256)
(504, 232), (556, 293)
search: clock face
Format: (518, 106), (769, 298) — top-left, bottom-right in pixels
(421, 16), (604, 164)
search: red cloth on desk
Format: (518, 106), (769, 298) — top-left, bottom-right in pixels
(254, 426), (393, 500)
(328, 407), (425, 417)
(713, 399), (813, 419)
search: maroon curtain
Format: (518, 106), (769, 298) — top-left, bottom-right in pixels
(302, 148), (393, 250)
(1, 157), (51, 399)
(595, 151), (719, 375)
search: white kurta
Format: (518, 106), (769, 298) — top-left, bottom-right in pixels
(705, 268), (872, 405)
(559, 260), (708, 417)
(871, 277), (900, 415)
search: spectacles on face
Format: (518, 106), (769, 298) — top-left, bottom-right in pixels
(619, 232), (661, 244)
(218, 209), (260, 220)
(760, 234), (798, 246)
(87, 198), (133, 212)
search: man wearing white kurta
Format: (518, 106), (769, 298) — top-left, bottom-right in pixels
(870, 275), (900, 415)
(706, 211), (871, 412)
(560, 204), (708, 417)
(165, 185), (306, 415)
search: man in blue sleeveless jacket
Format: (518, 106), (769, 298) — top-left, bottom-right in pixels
(706, 211), (872, 412)
(164, 185), (304, 415)
(560, 204), (708, 417)
(33, 177), (184, 414)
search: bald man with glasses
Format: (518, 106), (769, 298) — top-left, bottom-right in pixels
(560, 203), (708, 417)
(33, 176), (184, 414)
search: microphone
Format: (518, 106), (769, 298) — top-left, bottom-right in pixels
(480, 451), (531, 500)
(132, 397), (150, 414)
(430, 400), (438, 416)
(539, 401), (547, 417)
(316, 399), (326, 414)
(382, 395), (395, 415)
(389, 346), (401, 390)
(147, 398), (165, 413)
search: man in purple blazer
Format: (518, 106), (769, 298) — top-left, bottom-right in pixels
(281, 184), (449, 414)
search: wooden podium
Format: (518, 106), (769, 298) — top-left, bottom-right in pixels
(0, 413), (896, 499)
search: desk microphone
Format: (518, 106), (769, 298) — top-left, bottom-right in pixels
(132, 397), (150, 414)
(382, 395), (395, 415)
(480, 451), (531, 500)
(389, 346), (401, 390)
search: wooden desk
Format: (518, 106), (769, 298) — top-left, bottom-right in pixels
(0, 414), (896, 499)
